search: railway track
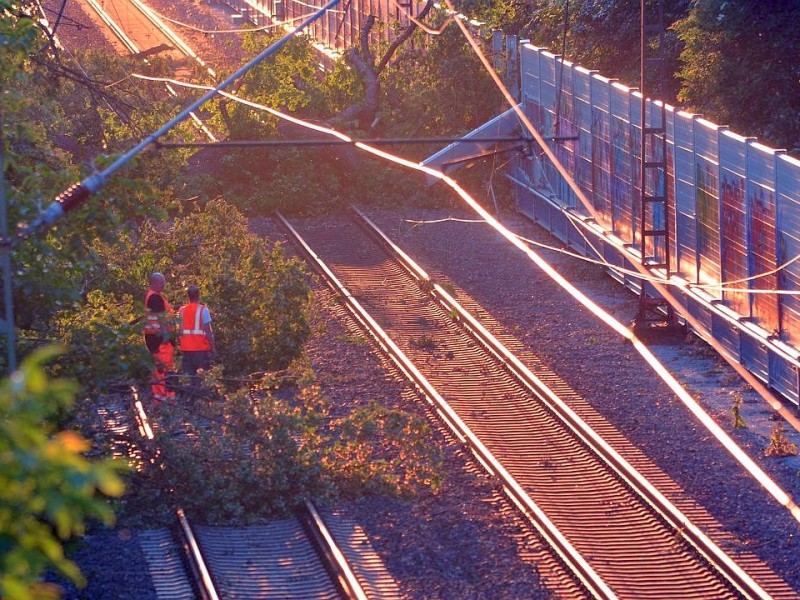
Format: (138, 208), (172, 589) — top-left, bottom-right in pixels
(80, 0), (217, 139)
(112, 388), (400, 599)
(278, 209), (797, 600)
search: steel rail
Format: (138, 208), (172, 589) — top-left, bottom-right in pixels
(127, 387), (221, 600)
(176, 508), (220, 600)
(128, 0), (217, 78)
(351, 206), (774, 600)
(300, 500), (369, 600)
(84, 0), (139, 54)
(445, 4), (800, 490)
(80, 0), (215, 140)
(276, 212), (617, 600)
(123, 0), (217, 140)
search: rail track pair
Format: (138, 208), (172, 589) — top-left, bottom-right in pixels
(278, 208), (797, 600)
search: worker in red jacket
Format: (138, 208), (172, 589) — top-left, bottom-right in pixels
(178, 284), (215, 385)
(144, 272), (176, 403)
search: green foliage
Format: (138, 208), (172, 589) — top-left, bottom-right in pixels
(141, 386), (323, 523)
(731, 392), (746, 429)
(764, 422), (798, 458)
(322, 400), (443, 498)
(0, 1), (41, 76)
(91, 198), (312, 377)
(194, 23), (501, 214)
(0, 348), (126, 599)
(674, 0), (800, 148)
(1, 40), (187, 354)
(464, 0), (796, 146)
(484, 0), (689, 102)
(126, 382), (441, 525)
(409, 334), (437, 352)
(51, 291), (152, 388)
(380, 26), (500, 145)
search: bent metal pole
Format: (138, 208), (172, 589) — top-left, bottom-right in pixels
(21, 0), (341, 237)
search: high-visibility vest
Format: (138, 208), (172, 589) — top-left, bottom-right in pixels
(179, 303), (212, 351)
(144, 290), (173, 336)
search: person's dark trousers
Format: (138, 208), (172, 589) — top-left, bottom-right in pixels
(182, 350), (212, 388)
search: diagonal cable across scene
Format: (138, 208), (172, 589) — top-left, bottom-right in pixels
(22, 0), (342, 238)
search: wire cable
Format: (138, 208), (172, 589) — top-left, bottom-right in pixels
(25, 0), (342, 237)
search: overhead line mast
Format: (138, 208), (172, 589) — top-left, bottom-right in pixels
(634, 0), (681, 335)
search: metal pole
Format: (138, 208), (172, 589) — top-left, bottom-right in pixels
(0, 95), (17, 371)
(22, 0), (341, 238)
(640, 0), (646, 258)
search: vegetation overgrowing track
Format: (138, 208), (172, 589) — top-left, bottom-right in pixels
(80, 0), (217, 139)
(278, 210), (797, 600)
(118, 388), (398, 599)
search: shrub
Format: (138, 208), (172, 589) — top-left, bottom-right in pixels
(124, 380), (442, 525)
(52, 291), (152, 390)
(0, 348), (126, 599)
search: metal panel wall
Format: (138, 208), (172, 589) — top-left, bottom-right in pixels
(610, 83), (634, 240)
(512, 44), (800, 404)
(590, 76), (613, 228)
(719, 130), (751, 317)
(777, 155), (800, 345)
(573, 66), (594, 219)
(664, 105), (678, 273)
(693, 119), (722, 294)
(673, 112), (698, 280)
(746, 143), (780, 333)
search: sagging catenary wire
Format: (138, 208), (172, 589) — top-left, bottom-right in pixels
(139, 70), (800, 297)
(442, 0), (800, 526)
(139, 22), (799, 530)
(24, 0), (342, 238)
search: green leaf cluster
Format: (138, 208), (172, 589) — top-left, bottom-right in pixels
(126, 381), (442, 525)
(674, 0), (800, 149)
(51, 291), (152, 387)
(86, 197), (312, 379)
(1, 36), (191, 355)
(464, 0), (796, 148)
(0, 348), (126, 599)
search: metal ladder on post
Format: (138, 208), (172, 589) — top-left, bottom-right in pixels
(633, 0), (681, 336)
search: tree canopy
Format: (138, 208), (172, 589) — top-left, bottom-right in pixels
(462, 0), (797, 149)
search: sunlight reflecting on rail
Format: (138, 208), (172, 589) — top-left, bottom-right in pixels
(137, 73), (800, 525)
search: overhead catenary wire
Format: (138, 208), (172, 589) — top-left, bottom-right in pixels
(138, 73), (800, 299)
(134, 73), (800, 531)
(442, 0), (800, 449)
(403, 214), (800, 294)
(20, 0), (342, 240)
(31, 0), (800, 528)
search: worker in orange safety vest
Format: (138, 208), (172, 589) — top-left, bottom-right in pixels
(178, 284), (215, 386)
(144, 272), (176, 403)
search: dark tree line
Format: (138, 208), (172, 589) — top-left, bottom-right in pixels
(462, 0), (799, 150)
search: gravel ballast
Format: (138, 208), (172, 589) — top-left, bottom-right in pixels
(40, 0), (800, 593)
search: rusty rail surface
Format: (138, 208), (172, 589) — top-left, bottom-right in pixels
(278, 212), (796, 600)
